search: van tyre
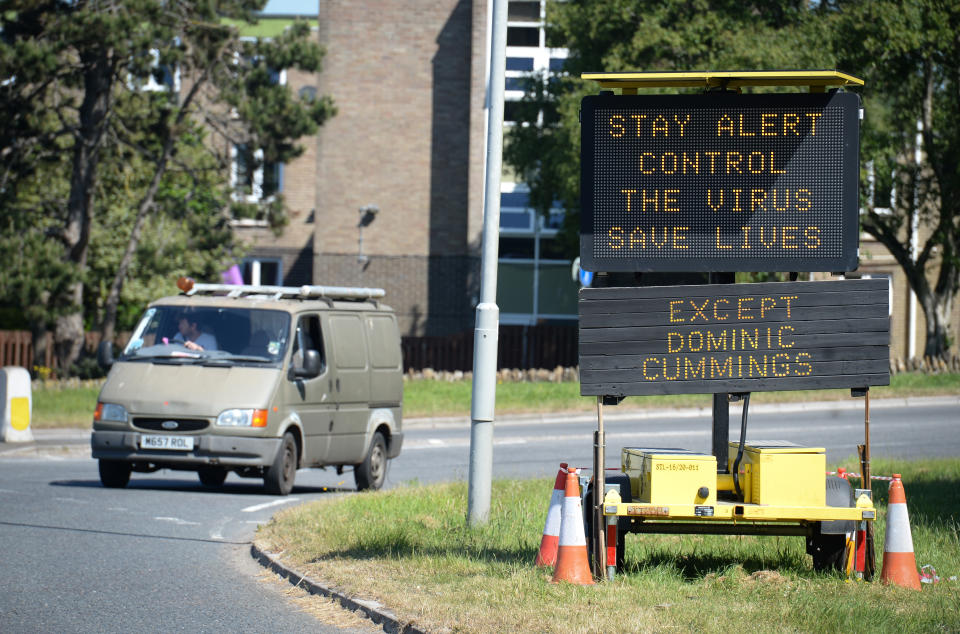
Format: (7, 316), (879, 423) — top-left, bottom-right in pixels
(355, 431), (387, 491)
(198, 466), (228, 487)
(99, 459), (131, 488)
(264, 432), (297, 495)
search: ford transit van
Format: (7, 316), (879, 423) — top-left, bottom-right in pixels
(92, 280), (403, 494)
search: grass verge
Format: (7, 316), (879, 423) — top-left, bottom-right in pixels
(255, 457), (960, 633)
(27, 372), (960, 428)
(401, 371), (960, 419)
(31, 380), (103, 428)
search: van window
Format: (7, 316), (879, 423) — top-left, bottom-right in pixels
(330, 315), (367, 369)
(367, 315), (401, 369)
(291, 315), (324, 371)
(121, 305), (289, 365)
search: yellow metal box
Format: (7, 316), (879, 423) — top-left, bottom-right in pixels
(727, 441), (826, 506)
(622, 447), (717, 506)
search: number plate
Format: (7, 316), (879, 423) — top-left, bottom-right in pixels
(140, 434), (195, 451)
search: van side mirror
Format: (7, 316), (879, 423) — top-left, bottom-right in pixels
(293, 349), (321, 378)
(97, 340), (115, 369)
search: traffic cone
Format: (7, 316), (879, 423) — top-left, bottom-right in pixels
(535, 463), (568, 567)
(880, 474), (921, 590)
(551, 469), (594, 585)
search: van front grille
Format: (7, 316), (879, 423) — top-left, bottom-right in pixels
(133, 418), (209, 432)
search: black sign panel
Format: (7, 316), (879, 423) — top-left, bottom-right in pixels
(579, 279), (889, 396)
(580, 93), (861, 272)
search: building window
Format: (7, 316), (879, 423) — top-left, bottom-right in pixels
(130, 48), (180, 93)
(232, 144), (283, 202)
(498, 2), (573, 325)
(861, 272), (894, 316)
(503, 0), (568, 124)
(242, 257), (282, 286)
(508, 1), (540, 21)
(864, 160), (894, 215)
(506, 57), (535, 71)
(497, 184), (576, 324)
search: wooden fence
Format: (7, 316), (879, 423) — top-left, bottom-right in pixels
(1, 324), (579, 375)
(0, 330), (112, 374)
(400, 324), (579, 372)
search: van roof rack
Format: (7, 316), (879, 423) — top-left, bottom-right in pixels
(185, 283), (386, 302)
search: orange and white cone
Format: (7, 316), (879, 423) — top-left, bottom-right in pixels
(880, 474), (921, 590)
(535, 463), (568, 567)
(551, 469), (594, 585)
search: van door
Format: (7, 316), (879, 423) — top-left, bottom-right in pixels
(366, 313), (402, 408)
(282, 314), (334, 465)
(327, 313), (371, 464)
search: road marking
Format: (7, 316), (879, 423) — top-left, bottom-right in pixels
(428, 438), (445, 445)
(242, 498), (300, 513)
(154, 516), (201, 526)
(210, 516), (231, 540)
(53, 497), (88, 504)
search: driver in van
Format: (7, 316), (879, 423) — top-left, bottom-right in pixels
(174, 312), (218, 351)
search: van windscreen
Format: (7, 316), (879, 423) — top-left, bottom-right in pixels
(122, 305), (290, 366)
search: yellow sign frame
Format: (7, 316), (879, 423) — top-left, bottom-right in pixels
(581, 69), (864, 94)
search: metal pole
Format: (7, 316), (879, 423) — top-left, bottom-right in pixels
(467, 0), (508, 527)
(863, 388), (876, 580)
(594, 396), (606, 579)
(712, 393), (729, 472)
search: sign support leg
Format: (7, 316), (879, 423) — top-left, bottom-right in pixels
(858, 387), (875, 580)
(594, 396), (606, 580)
(710, 272), (734, 472)
(712, 393), (729, 473)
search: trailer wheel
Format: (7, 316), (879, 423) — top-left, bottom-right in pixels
(807, 527), (848, 572)
(585, 474), (630, 571)
(807, 476), (855, 572)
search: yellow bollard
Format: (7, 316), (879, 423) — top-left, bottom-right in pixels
(1, 367), (33, 443)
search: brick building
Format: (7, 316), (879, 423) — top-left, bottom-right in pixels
(239, 0), (578, 341)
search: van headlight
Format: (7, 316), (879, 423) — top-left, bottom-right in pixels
(94, 402), (128, 423)
(216, 408), (268, 427)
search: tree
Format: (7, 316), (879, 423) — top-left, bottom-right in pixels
(0, 1), (334, 373)
(505, 0), (959, 358)
(504, 0), (835, 260)
(835, 0), (960, 359)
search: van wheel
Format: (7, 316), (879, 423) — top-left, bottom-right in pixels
(198, 466), (228, 487)
(355, 432), (387, 491)
(99, 460), (131, 488)
(264, 433), (297, 496)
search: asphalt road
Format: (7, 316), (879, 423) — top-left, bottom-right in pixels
(0, 396), (957, 632)
(397, 396), (960, 483)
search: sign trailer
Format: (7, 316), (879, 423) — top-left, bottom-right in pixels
(575, 71), (886, 583)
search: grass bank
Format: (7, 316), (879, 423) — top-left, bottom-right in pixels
(27, 371), (960, 428)
(406, 371), (960, 418)
(256, 457), (960, 633)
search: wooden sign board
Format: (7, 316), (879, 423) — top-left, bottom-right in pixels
(579, 279), (889, 396)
